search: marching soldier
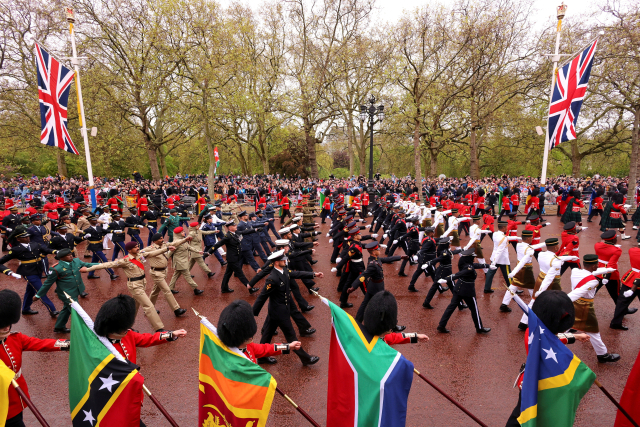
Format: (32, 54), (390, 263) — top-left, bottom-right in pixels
(347, 241), (406, 326)
(217, 300), (301, 365)
(166, 227), (205, 295)
(610, 247), (640, 331)
(158, 209), (189, 243)
(558, 221), (584, 276)
(594, 230), (623, 307)
(0, 230), (59, 316)
(83, 215), (118, 280)
(252, 250), (321, 366)
(503, 230), (545, 313)
(1, 207), (21, 251)
(107, 212), (128, 260)
(436, 249), (493, 334)
(125, 207), (145, 249)
(187, 221), (217, 278)
(408, 226), (437, 292)
(206, 220), (260, 294)
(567, 254), (620, 362)
(144, 232), (191, 316)
(86, 241), (172, 332)
(48, 224), (84, 256)
(483, 221), (520, 294)
(0, 289), (69, 427)
(33, 248), (98, 332)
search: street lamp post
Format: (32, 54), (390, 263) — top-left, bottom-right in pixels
(359, 95), (384, 192)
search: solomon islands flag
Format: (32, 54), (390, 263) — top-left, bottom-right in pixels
(324, 298), (413, 427)
(517, 298), (595, 426)
(68, 300), (144, 427)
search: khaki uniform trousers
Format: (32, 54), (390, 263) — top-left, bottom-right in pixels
(128, 278), (164, 331)
(149, 269), (180, 311)
(168, 268), (199, 290)
(189, 257), (211, 274)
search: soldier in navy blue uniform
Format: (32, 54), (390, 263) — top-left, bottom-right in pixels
(408, 227), (437, 292)
(236, 211), (263, 271)
(107, 212), (128, 260)
(83, 216), (118, 280)
(1, 207), (21, 251)
(206, 220), (260, 294)
(436, 249), (493, 334)
(390, 216), (424, 276)
(143, 206), (160, 246)
(26, 215), (52, 275)
(255, 209), (276, 250)
(125, 207), (145, 249)
(252, 250), (321, 366)
(0, 230), (58, 316)
(347, 241), (406, 329)
(280, 227), (319, 293)
(263, 201), (282, 240)
(248, 212), (270, 262)
(49, 224), (84, 256)
(422, 237), (464, 309)
(201, 214), (227, 266)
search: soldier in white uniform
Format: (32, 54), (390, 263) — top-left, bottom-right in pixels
(518, 237), (579, 330)
(463, 215), (492, 271)
(568, 254), (620, 363)
(442, 209), (471, 250)
(502, 230), (546, 313)
(483, 221), (520, 294)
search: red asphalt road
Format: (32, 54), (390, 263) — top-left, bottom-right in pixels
(4, 215), (638, 426)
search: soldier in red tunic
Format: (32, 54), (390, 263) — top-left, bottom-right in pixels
(0, 289), (69, 427)
(217, 300), (300, 365)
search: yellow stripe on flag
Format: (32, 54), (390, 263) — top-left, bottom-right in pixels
(538, 355), (581, 391)
(96, 370), (140, 426)
(71, 354), (114, 418)
(0, 362), (15, 427)
(517, 403), (538, 425)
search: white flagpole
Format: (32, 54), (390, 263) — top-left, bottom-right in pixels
(540, 3), (567, 186)
(66, 7), (96, 210)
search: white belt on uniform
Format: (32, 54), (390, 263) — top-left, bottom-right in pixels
(598, 259), (608, 264)
(352, 258), (363, 263)
(632, 268), (640, 273)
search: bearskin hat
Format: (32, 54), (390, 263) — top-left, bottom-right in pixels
(109, 189), (118, 197)
(530, 187), (540, 197)
(572, 189), (581, 199)
(166, 188), (173, 196)
(281, 188), (289, 197)
(338, 187), (345, 194)
(613, 192), (624, 204)
(596, 187), (605, 197)
(478, 188), (485, 197)
(0, 289), (22, 328)
(217, 300), (258, 348)
(94, 294), (136, 337)
(352, 189), (361, 197)
(363, 290), (398, 336)
(502, 187), (511, 197)
(228, 187), (235, 196)
(379, 188), (387, 197)
(531, 290), (575, 334)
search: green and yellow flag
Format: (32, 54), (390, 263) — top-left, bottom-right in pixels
(198, 317), (276, 427)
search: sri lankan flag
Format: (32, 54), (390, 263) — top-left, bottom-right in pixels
(68, 301), (144, 426)
(518, 303), (596, 426)
(199, 316), (276, 427)
(324, 298), (414, 427)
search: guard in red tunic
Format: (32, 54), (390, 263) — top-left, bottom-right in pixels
(610, 247), (640, 330)
(280, 189), (291, 224)
(498, 188), (511, 221)
(217, 300), (299, 365)
(136, 190), (149, 213)
(362, 190), (370, 218)
(594, 230), (622, 307)
(558, 221), (583, 275)
(524, 214), (549, 260)
(107, 189), (120, 213)
(0, 289), (69, 427)
(94, 294), (186, 366)
(587, 188), (605, 222)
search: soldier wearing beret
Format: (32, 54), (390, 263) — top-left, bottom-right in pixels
(0, 289), (69, 427)
(33, 248), (99, 332)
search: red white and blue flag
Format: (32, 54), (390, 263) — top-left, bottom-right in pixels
(34, 43), (79, 155)
(548, 40), (598, 150)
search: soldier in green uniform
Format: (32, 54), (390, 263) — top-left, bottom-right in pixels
(158, 209), (190, 242)
(33, 248), (99, 333)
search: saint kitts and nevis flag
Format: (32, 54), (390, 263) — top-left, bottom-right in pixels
(324, 298), (414, 427)
(198, 316), (276, 427)
(515, 294), (595, 427)
(68, 301), (144, 426)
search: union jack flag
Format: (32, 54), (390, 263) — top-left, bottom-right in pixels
(34, 43), (79, 155)
(548, 40), (598, 150)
